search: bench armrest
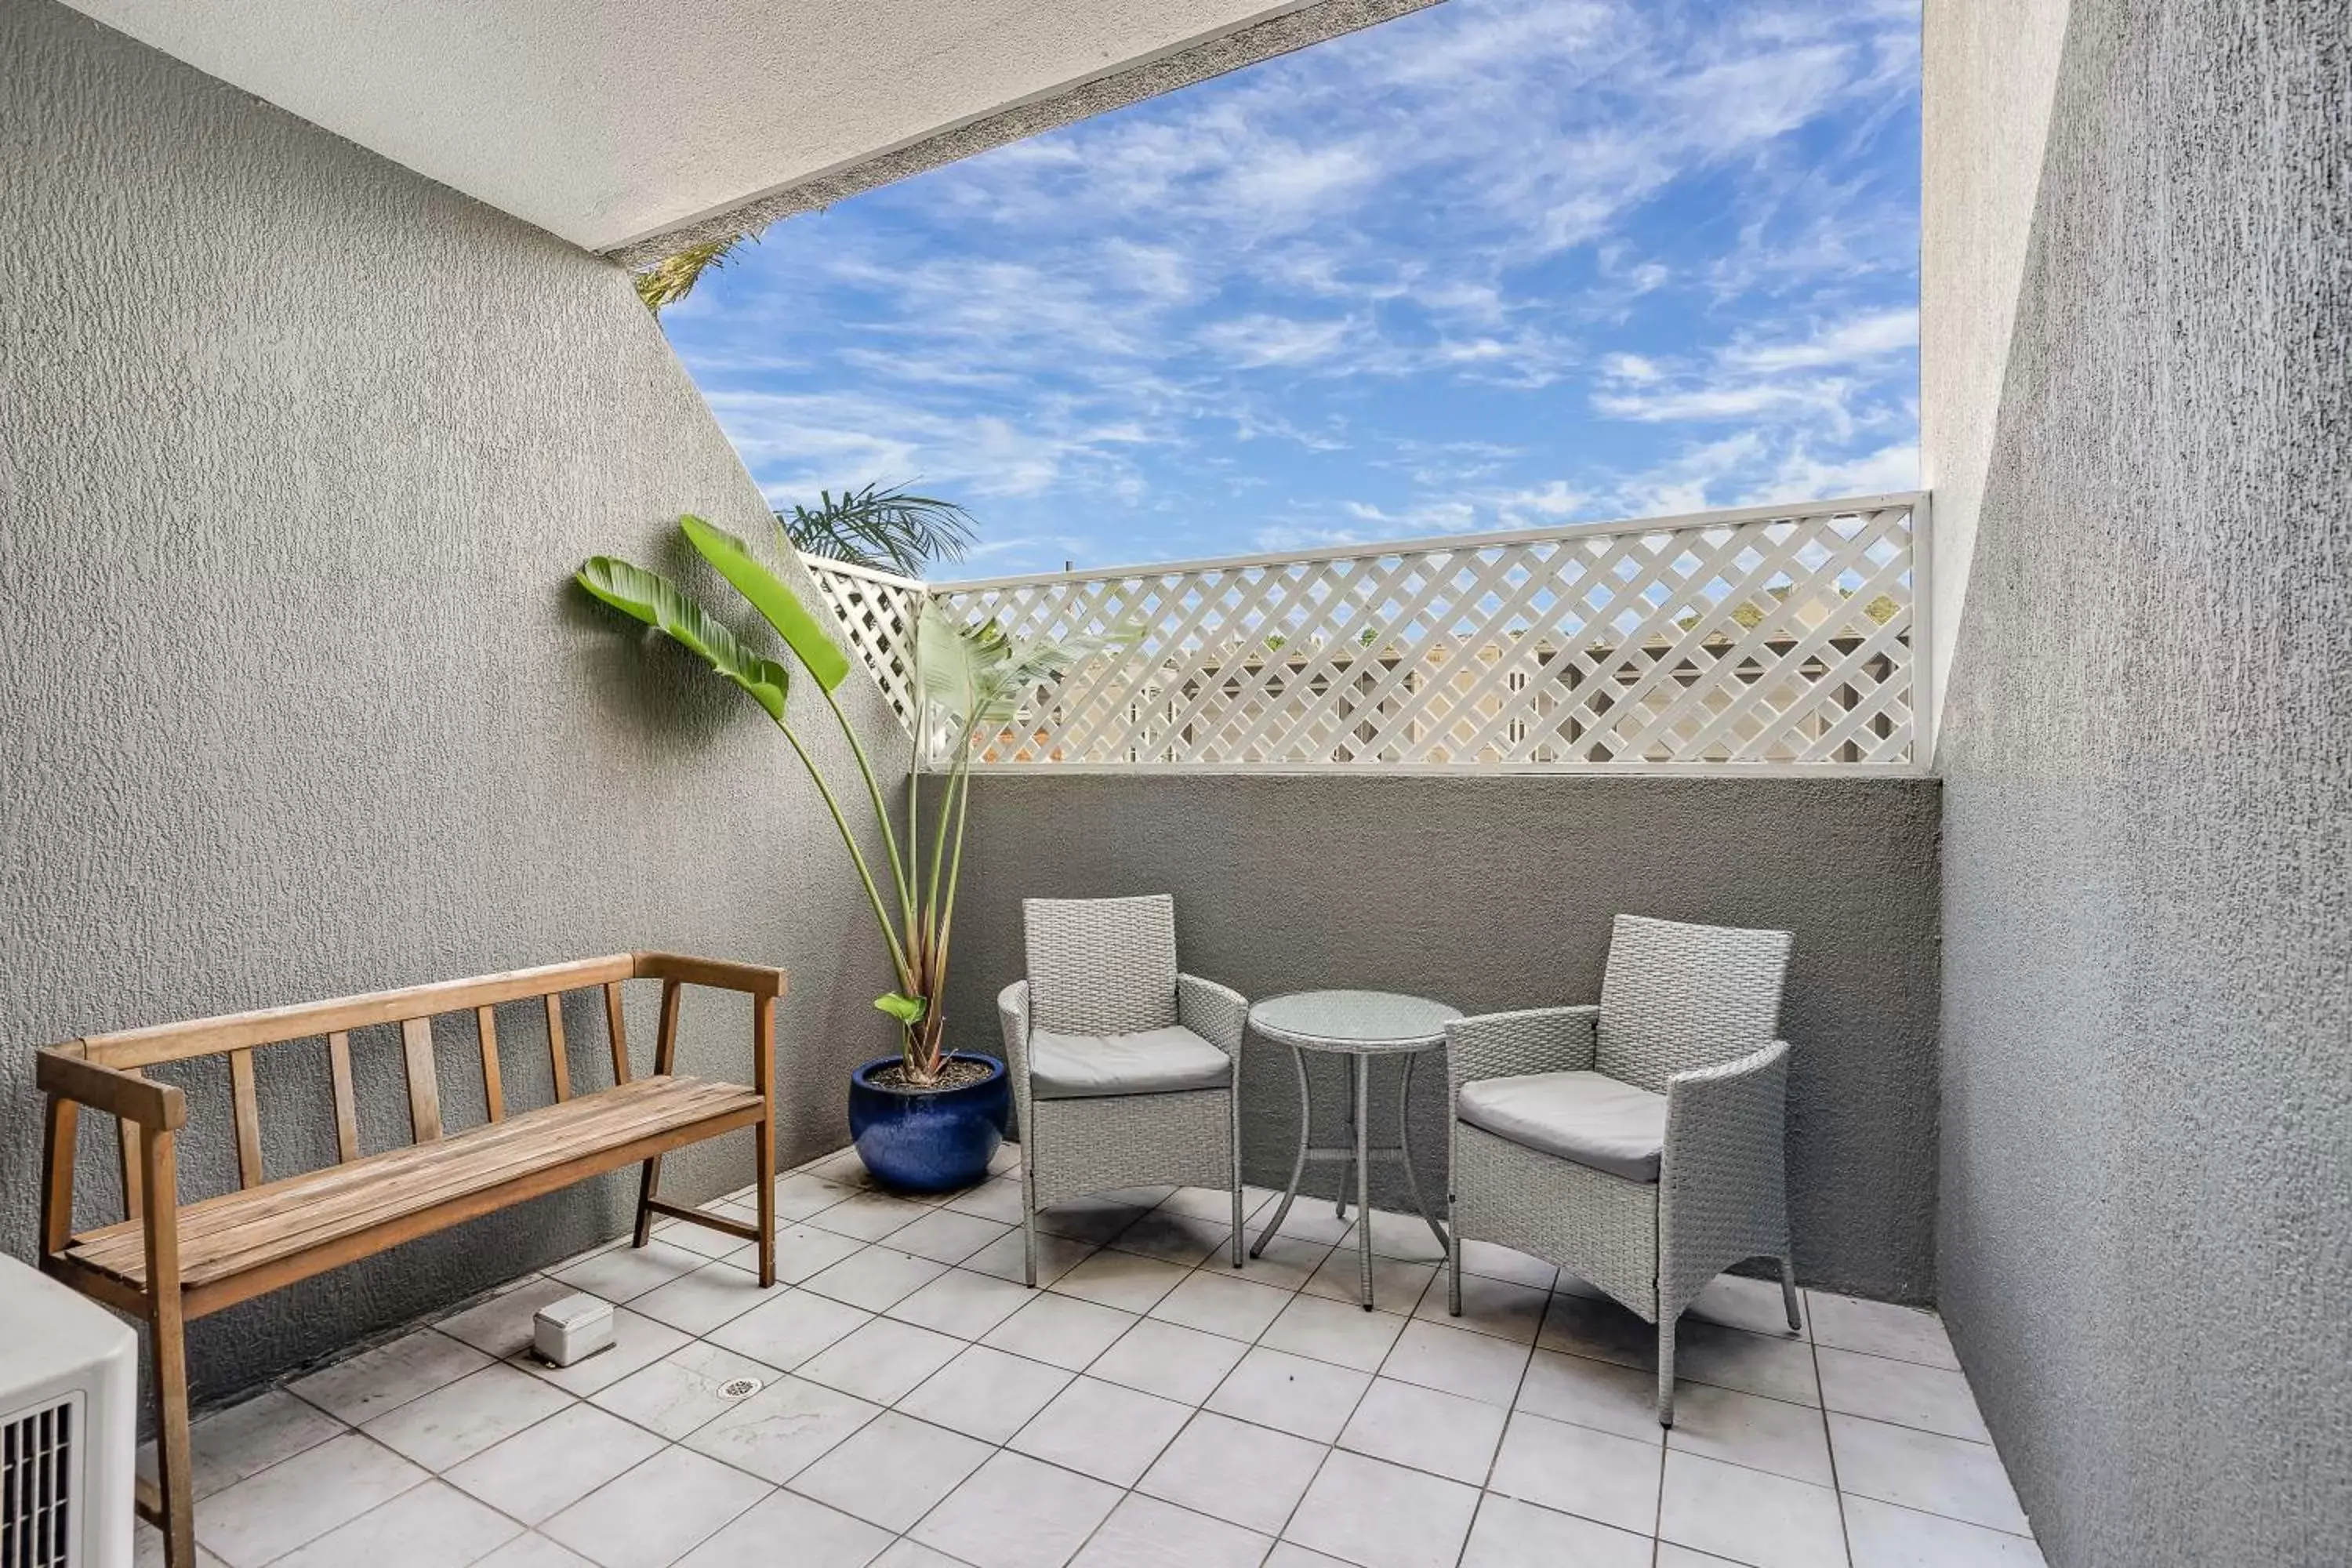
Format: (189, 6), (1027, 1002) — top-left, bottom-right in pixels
(38, 1046), (187, 1129)
(633, 953), (786, 997)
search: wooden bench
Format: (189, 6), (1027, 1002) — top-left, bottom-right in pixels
(34, 952), (783, 1568)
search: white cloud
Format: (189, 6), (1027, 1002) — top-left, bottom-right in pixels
(1197, 314), (1362, 369)
(1217, 140), (1385, 224)
(1313, 495), (1479, 538)
(1758, 439), (1921, 499)
(1595, 431), (1919, 519)
(1721, 308), (1919, 372)
(1494, 480), (1589, 519)
(710, 390), (1170, 503)
(1595, 378), (1857, 427)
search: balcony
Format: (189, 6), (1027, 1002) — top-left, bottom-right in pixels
(5, 2), (2346, 1568)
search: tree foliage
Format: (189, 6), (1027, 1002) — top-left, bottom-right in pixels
(633, 235), (751, 313)
(776, 484), (977, 577)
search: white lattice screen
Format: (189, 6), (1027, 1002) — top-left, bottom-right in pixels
(806, 492), (1927, 770)
(800, 556), (926, 723)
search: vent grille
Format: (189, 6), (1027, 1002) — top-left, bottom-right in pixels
(2, 1396), (77, 1568)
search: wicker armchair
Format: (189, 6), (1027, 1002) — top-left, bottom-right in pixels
(1445, 913), (1797, 1425)
(996, 895), (1247, 1287)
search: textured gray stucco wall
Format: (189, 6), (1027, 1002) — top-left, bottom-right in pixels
(1918, 0), (2070, 750)
(1933, 2), (2352, 1563)
(945, 773), (1943, 1303)
(0, 0), (904, 1404)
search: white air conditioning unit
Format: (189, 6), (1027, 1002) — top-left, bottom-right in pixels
(0, 1254), (136, 1568)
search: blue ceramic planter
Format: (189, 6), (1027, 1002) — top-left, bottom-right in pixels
(848, 1053), (1009, 1193)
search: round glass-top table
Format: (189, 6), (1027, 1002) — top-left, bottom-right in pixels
(1248, 989), (1461, 1309)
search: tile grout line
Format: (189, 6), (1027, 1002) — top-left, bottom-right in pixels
(1449, 1287), (1544, 1568)
(1805, 1292), (1859, 1568)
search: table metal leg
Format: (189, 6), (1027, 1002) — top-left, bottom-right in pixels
(1336, 1054), (1356, 1220)
(1399, 1051), (1450, 1254)
(1354, 1051), (1374, 1308)
(1249, 1040), (1312, 1260)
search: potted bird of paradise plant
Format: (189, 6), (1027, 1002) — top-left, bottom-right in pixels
(576, 511), (1127, 1191)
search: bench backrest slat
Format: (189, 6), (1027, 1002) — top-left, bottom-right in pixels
(120, 1106), (144, 1219)
(476, 1007), (504, 1123)
(327, 1031), (360, 1160)
(604, 982), (631, 1084)
(228, 1050), (264, 1187)
(401, 1018), (442, 1142)
(655, 980), (684, 1076)
(544, 994), (572, 1102)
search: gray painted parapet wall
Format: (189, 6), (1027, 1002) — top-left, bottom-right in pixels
(1932, 1), (2352, 1563)
(945, 773), (1943, 1304)
(0, 0), (903, 1405)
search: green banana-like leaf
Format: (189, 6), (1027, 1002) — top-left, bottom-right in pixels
(678, 515), (853, 692)
(974, 626), (1140, 728)
(576, 556), (791, 720)
(913, 602), (996, 720)
(874, 992), (928, 1025)
(916, 603), (1140, 735)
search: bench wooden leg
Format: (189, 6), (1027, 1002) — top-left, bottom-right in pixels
(631, 1155), (662, 1249)
(141, 1132), (197, 1568)
(753, 1115), (776, 1287)
(751, 993), (776, 1287)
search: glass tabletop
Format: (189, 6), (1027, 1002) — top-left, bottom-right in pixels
(1250, 989), (1461, 1050)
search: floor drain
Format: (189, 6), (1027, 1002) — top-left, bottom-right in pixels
(719, 1377), (762, 1400)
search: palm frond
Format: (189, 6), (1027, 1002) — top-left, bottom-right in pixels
(777, 483), (977, 577)
(633, 234), (753, 314)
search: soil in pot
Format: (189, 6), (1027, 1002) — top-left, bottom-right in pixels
(867, 1058), (993, 1092)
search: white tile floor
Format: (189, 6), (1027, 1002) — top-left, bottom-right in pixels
(142, 1147), (2045, 1568)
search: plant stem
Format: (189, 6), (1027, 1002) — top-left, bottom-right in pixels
(920, 753), (978, 1069)
(770, 715), (913, 990)
(906, 728), (921, 955)
(816, 680), (913, 922)
(922, 682), (969, 942)
(914, 708), (990, 1069)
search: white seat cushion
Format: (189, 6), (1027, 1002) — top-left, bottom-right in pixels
(1030, 1025), (1232, 1100)
(1456, 1069), (1668, 1182)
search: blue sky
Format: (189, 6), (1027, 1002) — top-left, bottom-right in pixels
(662, 0), (1921, 580)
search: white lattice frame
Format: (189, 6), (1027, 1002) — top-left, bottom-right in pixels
(800, 492), (1932, 772)
(800, 555), (927, 724)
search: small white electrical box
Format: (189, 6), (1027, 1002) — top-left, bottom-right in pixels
(532, 1294), (615, 1367)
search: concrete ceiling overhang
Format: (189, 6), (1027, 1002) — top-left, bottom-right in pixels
(59, 0), (1439, 265)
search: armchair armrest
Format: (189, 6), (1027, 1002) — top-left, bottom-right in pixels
(38, 1045), (187, 1130)
(1659, 1040), (1791, 1313)
(1443, 1006), (1599, 1108)
(1664, 1039), (1790, 1148)
(1178, 975), (1248, 1057)
(996, 981), (1032, 1076)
